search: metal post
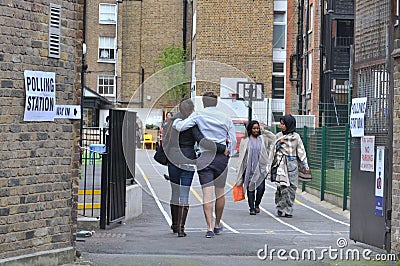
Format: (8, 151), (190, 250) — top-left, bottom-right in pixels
(140, 66), (144, 108)
(348, 45), (354, 123)
(100, 151), (108, 229)
(320, 126), (327, 201)
(248, 84), (253, 122)
(302, 126), (308, 192)
(343, 123), (350, 210)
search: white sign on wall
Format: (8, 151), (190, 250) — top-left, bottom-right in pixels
(54, 105), (81, 120)
(24, 70), (56, 121)
(375, 146), (385, 217)
(360, 136), (375, 172)
(375, 146), (385, 197)
(350, 97), (367, 137)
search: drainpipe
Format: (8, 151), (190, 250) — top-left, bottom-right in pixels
(183, 0), (187, 53)
(304, 0), (309, 115)
(297, 0), (304, 115)
(80, 0), (87, 147)
(319, 0), (325, 126)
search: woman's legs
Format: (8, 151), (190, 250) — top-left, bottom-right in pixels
(255, 179), (265, 212)
(168, 164), (180, 233)
(275, 159), (298, 217)
(176, 168), (194, 237)
(247, 188), (256, 214)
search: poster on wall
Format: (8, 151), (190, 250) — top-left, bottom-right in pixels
(375, 146), (385, 217)
(350, 97), (367, 137)
(360, 136), (375, 172)
(23, 70), (56, 121)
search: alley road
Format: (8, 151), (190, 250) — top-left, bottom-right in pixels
(77, 149), (392, 266)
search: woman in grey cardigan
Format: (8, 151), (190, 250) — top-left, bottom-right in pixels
(270, 114), (309, 218)
(235, 120), (275, 215)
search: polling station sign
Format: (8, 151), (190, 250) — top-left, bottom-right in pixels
(24, 70), (56, 121)
(350, 97), (367, 137)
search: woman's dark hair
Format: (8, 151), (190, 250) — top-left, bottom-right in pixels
(246, 120), (260, 137)
(202, 91), (218, 107)
(179, 98), (194, 118)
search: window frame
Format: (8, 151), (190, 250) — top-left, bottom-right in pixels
(98, 36), (116, 62)
(273, 11), (286, 50)
(99, 3), (117, 24)
(272, 61), (285, 99)
(98, 75), (115, 96)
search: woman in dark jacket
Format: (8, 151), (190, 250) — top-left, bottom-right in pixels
(163, 98), (226, 237)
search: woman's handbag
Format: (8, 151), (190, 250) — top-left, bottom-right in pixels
(298, 164), (312, 182)
(270, 154), (284, 182)
(153, 144), (168, 165)
(232, 184), (245, 202)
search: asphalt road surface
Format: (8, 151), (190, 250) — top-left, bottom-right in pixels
(76, 149), (394, 266)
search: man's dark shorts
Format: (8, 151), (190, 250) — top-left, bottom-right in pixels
(197, 152), (229, 188)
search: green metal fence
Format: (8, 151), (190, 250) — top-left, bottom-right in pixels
(298, 125), (351, 210)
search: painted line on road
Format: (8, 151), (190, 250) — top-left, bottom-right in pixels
(265, 183), (350, 227)
(136, 164), (172, 226)
(229, 166), (310, 235)
(258, 206), (312, 235)
(190, 187), (240, 234)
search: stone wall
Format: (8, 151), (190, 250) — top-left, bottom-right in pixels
(0, 0), (82, 263)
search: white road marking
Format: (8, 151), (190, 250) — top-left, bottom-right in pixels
(264, 183), (350, 227)
(136, 164), (172, 226)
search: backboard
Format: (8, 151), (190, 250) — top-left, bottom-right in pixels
(236, 82), (264, 101)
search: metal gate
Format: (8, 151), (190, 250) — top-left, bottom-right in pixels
(100, 109), (136, 229)
(349, 0), (394, 251)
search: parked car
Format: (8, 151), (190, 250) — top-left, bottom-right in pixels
(232, 119), (268, 154)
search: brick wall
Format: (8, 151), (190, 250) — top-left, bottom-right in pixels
(285, 0), (299, 115)
(0, 0), (82, 263)
(391, 38), (400, 254)
(194, 0), (273, 97)
(84, 0), (116, 101)
(120, 0), (185, 107)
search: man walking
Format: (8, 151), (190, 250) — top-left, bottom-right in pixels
(173, 92), (236, 238)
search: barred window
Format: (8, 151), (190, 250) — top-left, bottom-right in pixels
(357, 64), (389, 133)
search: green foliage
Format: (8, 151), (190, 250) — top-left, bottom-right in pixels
(156, 44), (190, 105)
(158, 45), (187, 67)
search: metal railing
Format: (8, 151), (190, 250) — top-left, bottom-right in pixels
(298, 125), (351, 210)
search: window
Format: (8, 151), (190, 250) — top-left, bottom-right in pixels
(272, 62), (285, 99)
(99, 4), (116, 24)
(308, 4), (314, 33)
(272, 77), (285, 99)
(335, 20), (354, 47)
(48, 3), (61, 58)
(273, 12), (286, 49)
(98, 37), (116, 61)
(307, 53), (312, 94)
(273, 62), (284, 73)
(98, 75), (115, 96)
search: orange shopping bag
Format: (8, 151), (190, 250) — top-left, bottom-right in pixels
(233, 184), (245, 202)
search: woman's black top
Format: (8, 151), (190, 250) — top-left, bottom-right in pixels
(163, 112), (226, 165)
